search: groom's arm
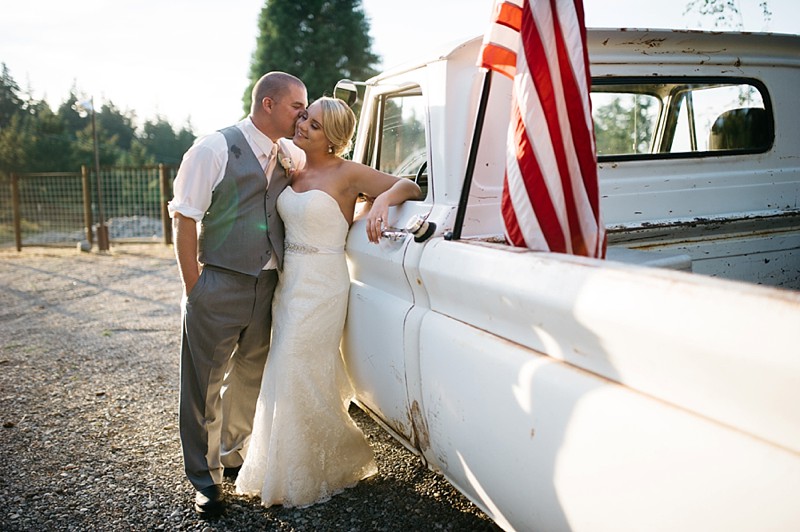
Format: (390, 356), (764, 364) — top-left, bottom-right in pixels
(173, 213), (201, 295)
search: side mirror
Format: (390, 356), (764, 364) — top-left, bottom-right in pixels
(334, 80), (360, 107)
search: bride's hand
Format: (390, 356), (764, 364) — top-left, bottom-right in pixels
(366, 212), (385, 243)
(366, 196), (389, 244)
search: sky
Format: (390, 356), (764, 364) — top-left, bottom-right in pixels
(2, 0), (799, 135)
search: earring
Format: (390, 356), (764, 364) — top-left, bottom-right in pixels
(328, 146), (334, 154)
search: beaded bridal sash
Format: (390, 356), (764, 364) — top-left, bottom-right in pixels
(285, 241), (344, 255)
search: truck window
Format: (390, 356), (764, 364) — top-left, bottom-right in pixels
(373, 90), (428, 196)
(591, 79), (772, 161)
(592, 92), (660, 155)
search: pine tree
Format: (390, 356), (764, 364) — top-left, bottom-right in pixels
(244, 0), (379, 113)
(25, 102), (75, 172)
(139, 117), (196, 165)
(0, 63), (24, 129)
(98, 102), (137, 152)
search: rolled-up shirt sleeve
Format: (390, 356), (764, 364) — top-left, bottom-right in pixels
(168, 133), (227, 222)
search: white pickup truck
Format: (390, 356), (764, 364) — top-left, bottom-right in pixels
(337, 28), (800, 531)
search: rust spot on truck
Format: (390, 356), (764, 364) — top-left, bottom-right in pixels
(620, 37), (667, 48)
(410, 400), (431, 452)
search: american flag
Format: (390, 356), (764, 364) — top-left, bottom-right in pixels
(478, 0), (605, 258)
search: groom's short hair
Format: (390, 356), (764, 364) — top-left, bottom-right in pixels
(251, 72), (304, 114)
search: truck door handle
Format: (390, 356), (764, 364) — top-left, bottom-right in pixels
(381, 215), (436, 243)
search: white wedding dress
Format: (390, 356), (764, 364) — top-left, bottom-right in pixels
(235, 187), (377, 508)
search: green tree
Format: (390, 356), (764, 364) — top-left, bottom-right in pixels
(593, 96), (656, 156)
(57, 90), (89, 138)
(59, 94), (133, 168)
(0, 63), (24, 129)
(244, 0), (379, 113)
(73, 122), (119, 169)
(98, 102), (137, 152)
(0, 114), (32, 174)
(0, 64), (28, 181)
(24, 101), (74, 172)
(118, 139), (156, 166)
(139, 116), (195, 165)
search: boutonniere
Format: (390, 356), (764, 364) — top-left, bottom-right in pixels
(279, 155), (294, 172)
(278, 148), (295, 175)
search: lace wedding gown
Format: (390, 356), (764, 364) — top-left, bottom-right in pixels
(236, 187), (377, 508)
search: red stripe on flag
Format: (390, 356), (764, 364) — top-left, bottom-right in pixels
(495, 1), (524, 31)
(501, 173), (526, 246)
(479, 44), (519, 80)
(511, 97), (567, 252)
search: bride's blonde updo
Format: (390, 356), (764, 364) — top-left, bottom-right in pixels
(318, 96), (356, 158)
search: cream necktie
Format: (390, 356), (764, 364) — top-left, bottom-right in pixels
(265, 142), (279, 181)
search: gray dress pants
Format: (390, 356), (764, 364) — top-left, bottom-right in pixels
(179, 265), (278, 490)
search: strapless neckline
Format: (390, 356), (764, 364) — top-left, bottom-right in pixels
(286, 187), (348, 227)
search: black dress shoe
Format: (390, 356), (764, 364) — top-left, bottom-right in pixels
(194, 484), (225, 517)
(223, 465), (241, 482)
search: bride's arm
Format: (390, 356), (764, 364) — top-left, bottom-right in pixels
(363, 179), (421, 243)
(342, 160), (422, 242)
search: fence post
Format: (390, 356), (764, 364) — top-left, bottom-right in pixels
(159, 164), (172, 246)
(81, 165), (94, 246)
(11, 173), (22, 251)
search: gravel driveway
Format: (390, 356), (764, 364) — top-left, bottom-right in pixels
(0, 244), (495, 531)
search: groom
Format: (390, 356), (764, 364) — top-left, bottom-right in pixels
(168, 72), (307, 517)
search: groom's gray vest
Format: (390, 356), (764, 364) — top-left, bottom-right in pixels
(198, 126), (289, 275)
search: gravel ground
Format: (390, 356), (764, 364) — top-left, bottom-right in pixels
(0, 244), (496, 531)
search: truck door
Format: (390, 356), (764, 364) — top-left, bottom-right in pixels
(342, 84), (433, 444)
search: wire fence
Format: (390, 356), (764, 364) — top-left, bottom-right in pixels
(1, 165), (176, 250)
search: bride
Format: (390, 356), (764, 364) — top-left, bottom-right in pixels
(235, 96), (421, 508)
